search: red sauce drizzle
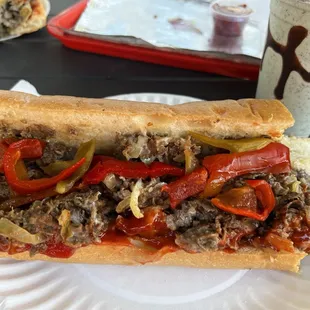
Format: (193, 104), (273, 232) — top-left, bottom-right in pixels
(0, 237), (31, 255)
(100, 226), (131, 246)
(137, 231), (176, 250)
(40, 240), (76, 259)
(102, 208), (177, 251)
(8, 243), (31, 255)
(223, 248), (236, 254)
(291, 228), (310, 252)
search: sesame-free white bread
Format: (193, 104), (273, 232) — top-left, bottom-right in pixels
(0, 90), (294, 153)
(0, 245), (306, 273)
(0, 90), (305, 272)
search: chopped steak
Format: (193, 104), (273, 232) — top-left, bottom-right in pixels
(265, 172), (300, 197)
(103, 174), (133, 201)
(46, 190), (112, 246)
(166, 199), (219, 231)
(117, 134), (201, 164)
(20, 124), (56, 140)
(138, 179), (169, 208)
(171, 199), (259, 252)
(176, 224), (220, 252)
(6, 190), (114, 248)
(103, 175), (169, 208)
(25, 161), (45, 179)
(37, 142), (76, 166)
(296, 169), (310, 188)
(0, 176), (10, 201)
(6, 202), (58, 238)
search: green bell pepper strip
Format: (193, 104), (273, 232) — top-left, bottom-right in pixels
(189, 131), (272, 153)
(56, 139), (96, 194)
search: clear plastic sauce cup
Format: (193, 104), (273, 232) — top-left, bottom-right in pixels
(211, 0), (253, 37)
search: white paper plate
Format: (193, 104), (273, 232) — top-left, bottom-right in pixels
(1, 87), (310, 310)
(0, 0), (51, 42)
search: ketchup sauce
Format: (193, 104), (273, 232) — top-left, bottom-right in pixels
(40, 240), (76, 259)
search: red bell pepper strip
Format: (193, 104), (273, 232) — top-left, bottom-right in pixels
(116, 207), (169, 238)
(211, 186), (258, 218)
(161, 167), (208, 208)
(202, 142), (291, 197)
(3, 139), (85, 194)
(83, 159), (184, 185)
(90, 155), (114, 168)
(211, 180), (276, 221)
(245, 180), (276, 218)
(148, 162), (184, 178)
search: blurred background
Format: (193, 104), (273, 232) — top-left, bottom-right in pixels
(0, 0), (271, 100)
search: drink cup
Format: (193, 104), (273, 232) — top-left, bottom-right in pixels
(256, 0), (310, 137)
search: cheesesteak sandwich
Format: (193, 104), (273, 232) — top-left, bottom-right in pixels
(0, 90), (309, 273)
(0, 0), (46, 38)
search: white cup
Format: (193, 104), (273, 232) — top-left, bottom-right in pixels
(256, 0), (310, 137)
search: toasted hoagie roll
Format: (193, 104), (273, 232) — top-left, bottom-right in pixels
(0, 90), (308, 273)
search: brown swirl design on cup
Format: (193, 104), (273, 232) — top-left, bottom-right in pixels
(261, 23), (310, 99)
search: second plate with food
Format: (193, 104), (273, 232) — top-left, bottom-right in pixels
(0, 0), (51, 42)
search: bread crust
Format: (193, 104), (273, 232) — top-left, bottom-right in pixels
(0, 90), (294, 153)
(0, 245), (306, 273)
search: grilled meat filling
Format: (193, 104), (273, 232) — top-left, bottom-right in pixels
(0, 134), (309, 256)
(0, 0), (32, 37)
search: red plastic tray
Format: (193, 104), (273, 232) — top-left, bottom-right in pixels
(47, 0), (260, 80)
